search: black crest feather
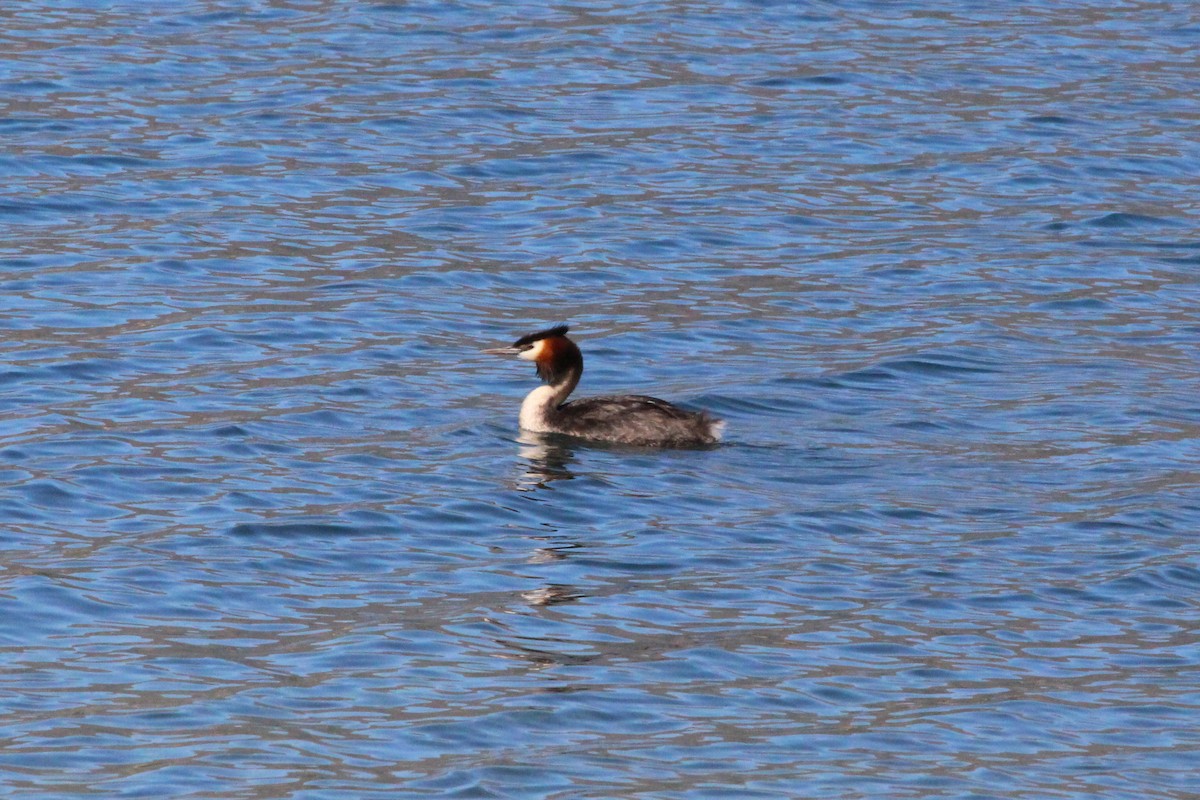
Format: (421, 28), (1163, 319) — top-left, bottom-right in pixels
(512, 324), (570, 349)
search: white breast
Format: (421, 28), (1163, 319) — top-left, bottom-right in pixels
(519, 385), (558, 432)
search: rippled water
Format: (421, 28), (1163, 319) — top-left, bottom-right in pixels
(2, 1), (1198, 797)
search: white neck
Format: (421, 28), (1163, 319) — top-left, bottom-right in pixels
(519, 385), (560, 432)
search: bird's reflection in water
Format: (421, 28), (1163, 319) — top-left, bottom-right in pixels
(515, 430), (577, 490)
(521, 584), (585, 607)
(510, 433), (590, 613)
(528, 543), (577, 564)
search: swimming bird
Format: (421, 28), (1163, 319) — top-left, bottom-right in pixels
(485, 325), (724, 447)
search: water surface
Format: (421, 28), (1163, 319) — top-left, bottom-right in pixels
(1, 1), (1198, 798)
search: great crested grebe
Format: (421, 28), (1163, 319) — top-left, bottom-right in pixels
(485, 325), (724, 447)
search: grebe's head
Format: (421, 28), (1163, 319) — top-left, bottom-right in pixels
(485, 324), (582, 385)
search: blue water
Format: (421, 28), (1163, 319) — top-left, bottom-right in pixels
(2, 1), (1198, 798)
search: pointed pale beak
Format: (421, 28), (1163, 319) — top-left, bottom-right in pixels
(483, 346), (519, 356)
